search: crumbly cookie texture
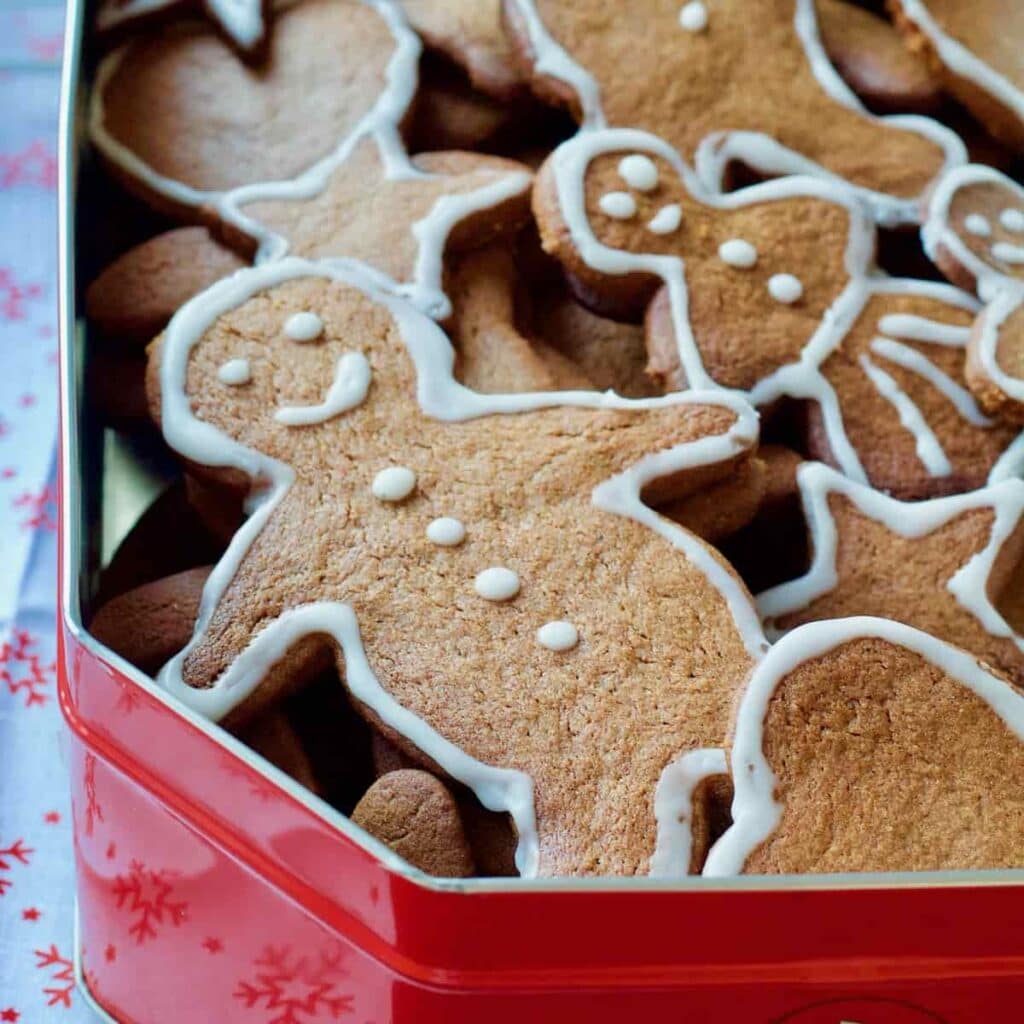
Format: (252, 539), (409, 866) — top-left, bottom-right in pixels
(149, 264), (764, 877)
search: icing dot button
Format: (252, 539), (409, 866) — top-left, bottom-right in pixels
(217, 357), (251, 385)
(965, 213), (992, 237)
(679, 1), (708, 31)
(372, 466), (417, 502)
(767, 273), (804, 304)
(598, 191), (638, 220)
(284, 311), (324, 342)
(647, 204), (682, 235)
(1000, 208), (1024, 233)
(537, 621), (579, 651)
(426, 517), (466, 547)
(618, 154), (659, 192)
(718, 238), (758, 268)
(474, 567), (520, 602)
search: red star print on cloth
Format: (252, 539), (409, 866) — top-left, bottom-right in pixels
(0, 140), (56, 189)
(21, 907), (40, 921)
(12, 484), (57, 531)
(0, 268), (42, 320)
(0, 1009), (19, 1022)
(112, 860), (188, 943)
(1, 631), (54, 706)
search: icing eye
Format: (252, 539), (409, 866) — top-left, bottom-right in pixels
(767, 273), (803, 304)
(218, 357), (251, 386)
(474, 567), (520, 602)
(598, 191), (637, 219)
(372, 466), (417, 502)
(1000, 208), (1024, 233)
(618, 154), (659, 192)
(718, 238), (758, 269)
(284, 311), (324, 342)
(678, 1), (708, 32)
(647, 204), (682, 235)
(965, 213), (992, 237)
(536, 620), (580, 651)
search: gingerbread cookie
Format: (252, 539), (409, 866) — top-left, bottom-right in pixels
(352, 769), (475, 876)
(705, 618), (1024, 874)
(239, 709), (321, 794)
(758, 462), (1024, 684)
(890, 0), (1024, 150)
(402, 0), (525, 100)
(535, 129), (1017, 498)
(96, 0), (267, 61)
(504, 0), (964, 225)
(967, 288), (1024, 425)
(923, 164), (1024, 302)
(817, 0), (941, 115)
(149, 258), (768, 877)
(87, 227), (246, 347)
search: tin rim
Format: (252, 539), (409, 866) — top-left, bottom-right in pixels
(55, 0), (1024, 901)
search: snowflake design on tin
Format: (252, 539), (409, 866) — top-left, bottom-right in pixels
(34, 945), (75, 1008)
(234, 945), (354, 1024)
(0, 631), (54, 707)
(0, 838), (32, 896)
(83, 752), (104, 837)
(111, 860), (188, 943)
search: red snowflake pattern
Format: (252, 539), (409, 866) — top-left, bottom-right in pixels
(83, 753), (103, 836)
(34, 945), (75, 1008)
(13, 485), (57, 531)
(112, 860), (188, 943)
(234, 945), (353, 1024)
(0, 137), (56, 189)
(1, 630), (55, 706)
(0, 838), (33, 896)
(0, 267), (43, 320)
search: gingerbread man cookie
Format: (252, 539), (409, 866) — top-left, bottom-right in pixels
(704, 618), (1024, 875)
(968, 288), (1024, 425)
(504, 0), (964, 225)
(890, 0), (1024, 150)
(758, 462), (1024, 684)
(534, 129), (1018, 498)
(149, 257), (768, 877)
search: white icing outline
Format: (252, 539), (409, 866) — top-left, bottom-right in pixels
(923, 164), (1024, 303)
(976, 286), (1024, 408)
(507, 0), (965, 226)
(88, 0), (531, 320)
(156, 256), (766, 877)
(97, 0), (264, 48)
(703, 617), (1024, 876)
(758, 462), (1024, 664)
(650, 747), (726, 878)
(893, 1), (1024, 141)
(548, 127), (991, 485)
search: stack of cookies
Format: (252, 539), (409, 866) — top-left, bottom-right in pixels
(84, 0), (1024, 879)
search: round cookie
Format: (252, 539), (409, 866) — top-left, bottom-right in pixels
(758, 462), (1024, 685)
(86, 227), (247, 347)
(705, 618), (1024, 875)
(504, 0), (964, 226)
(890, 0), (1024, 150)
(239, 709), (321, 795)
(352, 769), (475, 877)
(534, 128), (1018, 498)
(150, 258), (767, 877)
(967, 288), (1024, 424)
(816, 0), (941, 115)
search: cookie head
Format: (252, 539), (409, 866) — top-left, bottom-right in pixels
(924, 165), (1024, 300)
(706, 619), (1024, 875)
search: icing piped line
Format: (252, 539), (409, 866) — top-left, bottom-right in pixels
(156, 256), (766, 878)
(549, 126), (983, 485)
(650, 747), (726, 878)
(275, 351), (372, 427)
(703, 616), (1024, 877)
(976, 286), (1024, 406)
(757, 462), (1024, 660)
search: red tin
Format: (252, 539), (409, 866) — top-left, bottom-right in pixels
(57, 3), (1024, 1021)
